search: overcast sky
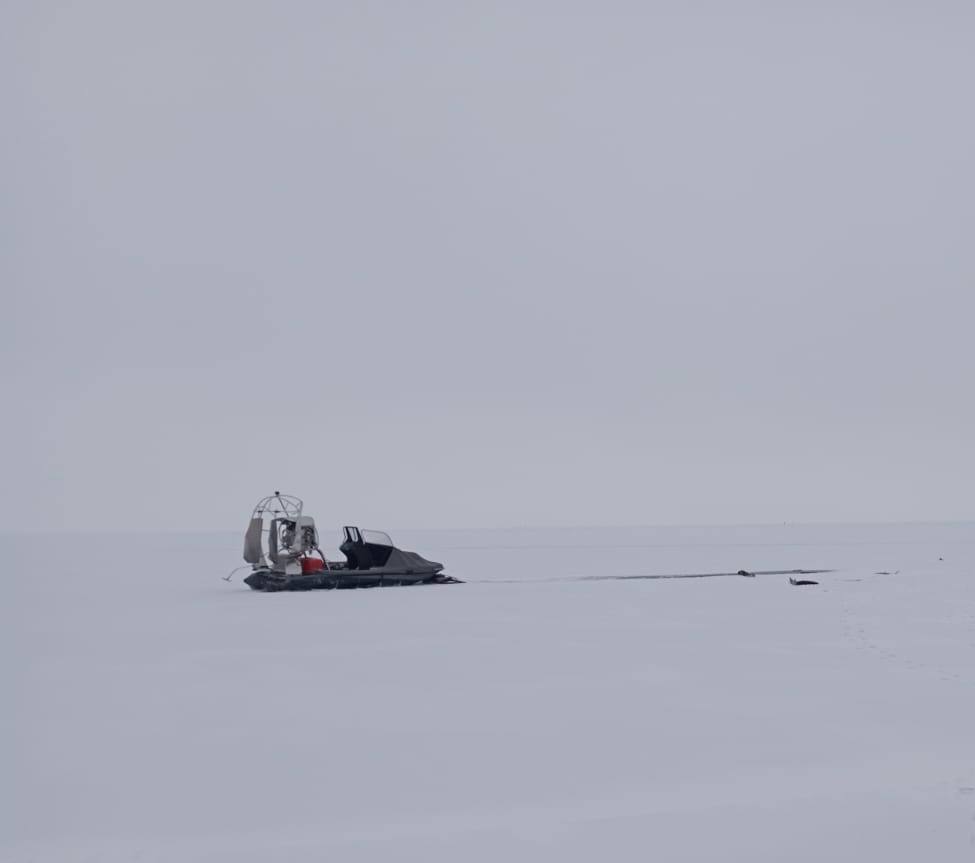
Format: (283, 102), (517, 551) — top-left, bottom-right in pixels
(3, 2), (973, 532)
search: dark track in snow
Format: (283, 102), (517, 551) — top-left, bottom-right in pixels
(477, 569), (835, 584)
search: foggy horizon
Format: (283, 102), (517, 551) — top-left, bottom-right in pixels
(5, 516), (975, 538)
(4, 2), (973, 532)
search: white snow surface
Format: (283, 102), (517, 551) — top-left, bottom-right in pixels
(4, 522), (975, 861)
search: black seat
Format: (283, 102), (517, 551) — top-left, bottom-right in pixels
(340, 526), (394, 570)
(340, 526), (366, 569)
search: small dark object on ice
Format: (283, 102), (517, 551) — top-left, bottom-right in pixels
(789, 577), (819, 586)
(737, 569), (756, 577)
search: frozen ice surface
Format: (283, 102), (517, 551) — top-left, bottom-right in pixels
(4, 523), (975, 861)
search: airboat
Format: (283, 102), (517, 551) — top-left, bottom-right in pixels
(237, 492), (459, 591)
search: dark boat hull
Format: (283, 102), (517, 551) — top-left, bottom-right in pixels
(243, 568), (460, 592)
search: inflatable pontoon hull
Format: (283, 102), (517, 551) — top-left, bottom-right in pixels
(244, 568), (460, 592)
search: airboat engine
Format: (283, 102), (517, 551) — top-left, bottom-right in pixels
(243, 492), (324, 576)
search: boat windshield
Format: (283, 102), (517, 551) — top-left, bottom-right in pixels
(360, 529), (393, 546)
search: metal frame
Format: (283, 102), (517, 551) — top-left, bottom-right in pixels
(251, 492), (303, 522)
